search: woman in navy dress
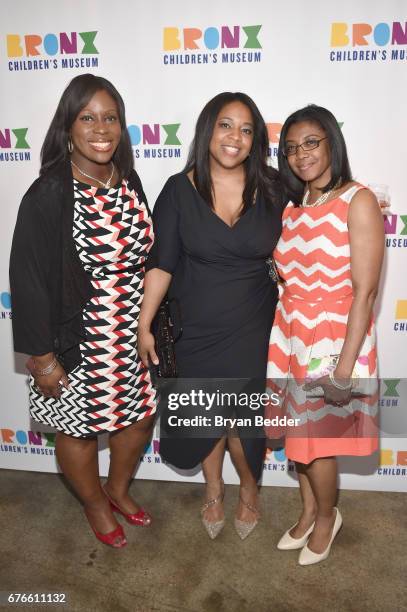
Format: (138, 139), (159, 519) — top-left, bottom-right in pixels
(138, 92), (285, 539)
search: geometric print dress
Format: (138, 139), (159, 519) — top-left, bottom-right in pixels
(29, 179), (157, 438)
(266, 184), (378, 464)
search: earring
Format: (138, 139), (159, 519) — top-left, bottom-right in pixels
(67, 139), (73, 153)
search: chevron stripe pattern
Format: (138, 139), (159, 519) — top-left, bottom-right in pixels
(29, 179), (157, 437)
(266, 185), (378, 462)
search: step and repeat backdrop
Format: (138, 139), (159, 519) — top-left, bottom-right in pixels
(1, 0), (406, 491)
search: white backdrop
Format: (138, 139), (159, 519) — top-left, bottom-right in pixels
(1, 0), (406, 491)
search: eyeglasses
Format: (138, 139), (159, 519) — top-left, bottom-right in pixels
(283, 137), (328, 157)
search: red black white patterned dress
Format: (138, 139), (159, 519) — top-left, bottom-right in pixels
(29, 179), (157, 437)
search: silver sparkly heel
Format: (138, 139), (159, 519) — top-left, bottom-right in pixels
(234, 487), (260, 540)
(201, 479), (225, 540)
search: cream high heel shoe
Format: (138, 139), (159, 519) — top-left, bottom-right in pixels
(277, 521), (315, 550)
(234, 486), (260, 540)
(201, 479), (225, 540)
(298, 507), (343, 566)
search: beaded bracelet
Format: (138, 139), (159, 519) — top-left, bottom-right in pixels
(328, 370), (353, 390)
(34, 357), (58, 376)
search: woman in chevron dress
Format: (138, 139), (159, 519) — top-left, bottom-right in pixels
(10, 75), (156, 548)
(267, 105), (384, 565)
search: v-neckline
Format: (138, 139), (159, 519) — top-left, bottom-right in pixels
(182, 173), (256, 230)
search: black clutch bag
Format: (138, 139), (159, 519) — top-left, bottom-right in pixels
(151, 298), (182, 378)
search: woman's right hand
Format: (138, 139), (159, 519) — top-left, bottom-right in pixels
(137, 328), (159, 368)
(34, 362), (69, 398)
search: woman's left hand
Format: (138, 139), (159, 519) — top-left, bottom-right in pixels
(303, 375), (352, 405)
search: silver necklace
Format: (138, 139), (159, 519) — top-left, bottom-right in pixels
(71, 160), (115, 188)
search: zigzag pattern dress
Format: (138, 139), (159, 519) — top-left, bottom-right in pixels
(266, 184), (378, 464)
(29, 179), (157, 437)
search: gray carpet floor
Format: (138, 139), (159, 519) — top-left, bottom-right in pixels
(1, 469), (406, 612)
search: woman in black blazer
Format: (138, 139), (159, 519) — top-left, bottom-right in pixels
(10, 74), (156, 548)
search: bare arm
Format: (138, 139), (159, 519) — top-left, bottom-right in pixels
(139, 175), (181, 366)
(304, 188), (384, 402)
(138, 268), (172, 366)
(334, 188), (384, 378)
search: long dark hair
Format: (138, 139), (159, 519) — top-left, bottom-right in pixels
(40, 73), (133, 180)
(184, 92), (283, 212)
(278, 104), (353, 206)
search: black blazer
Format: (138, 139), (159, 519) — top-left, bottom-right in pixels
(10, 160), (147, 373)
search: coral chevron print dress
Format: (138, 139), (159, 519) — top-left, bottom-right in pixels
(29, 179), (157, 437)
(266, 184), (378, 464)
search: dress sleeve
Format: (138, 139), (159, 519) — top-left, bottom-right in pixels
(9, 190), (54, 355)
(146, 176), (181, 274)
